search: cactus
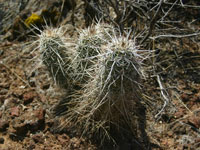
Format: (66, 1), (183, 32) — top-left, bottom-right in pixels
(38, 27), (73, 88)
(63, 32), (148, 143)
(73, 23), (113, 84)
(38, 24), (150, 145)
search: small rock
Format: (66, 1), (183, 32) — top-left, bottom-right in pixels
(188, 116), (200, 129)
(0, 120), (9, 132)
(28, 108), (46, 132)
(0, 137), (4, 144)
(35, 108), (45, 121)
(23, 91), (36, 104)
(10, 107), (20, 117)
(39, 94), (46, 103)
(174, 108), (185, 118)
(12, 122), (28, 136)
(32, 133), (44, 144)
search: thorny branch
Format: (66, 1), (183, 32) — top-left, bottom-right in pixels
(85, 0), (200, 43)
(140, 0), (164, 44)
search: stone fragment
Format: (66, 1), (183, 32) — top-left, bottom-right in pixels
(0, 120), (9, 132)
(188, 116), (200, 129)
(0, 137), (4, 144)
(10, 107), (20, 117)
(23, 91), (36, 104)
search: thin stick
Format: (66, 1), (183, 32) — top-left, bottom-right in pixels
(155, 75), (169, 118)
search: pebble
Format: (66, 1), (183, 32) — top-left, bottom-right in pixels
(0, 137), (4, 144)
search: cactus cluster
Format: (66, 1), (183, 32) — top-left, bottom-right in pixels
(38, 23), (149, 143)
(65, 35), (147, 142)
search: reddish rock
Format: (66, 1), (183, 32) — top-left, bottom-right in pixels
(39, 94), (46, 103)
(32, 133), (44, 144)
(35, 108), (46, 121)
(174, 108), (185, 118)
(23, 91), (36, 104)
(28, 108), (46, 132)
(12, 121), (29, 138)
(188, 116), (200, 129)
(181, 93), (189, 102)
(10, 107), (20, 117)
(0, 120), (9, 132)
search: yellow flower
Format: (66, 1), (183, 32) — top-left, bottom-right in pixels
(25, 13), (44, 27)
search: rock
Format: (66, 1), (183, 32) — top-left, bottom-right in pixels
(10, 107), (20, 117)
(174, 108), (185, 119)
(35, 108), (46, 121)
(0, 120), (9, 132)
(39, 94), (46, 103)
(0, 137), (4, 144)
(188, 116), (200, 129)
(12, 121), (28, 136)
(28, 108), (46, 132)
(23, 91), (36, 105)
(32, 133), (44, 144)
